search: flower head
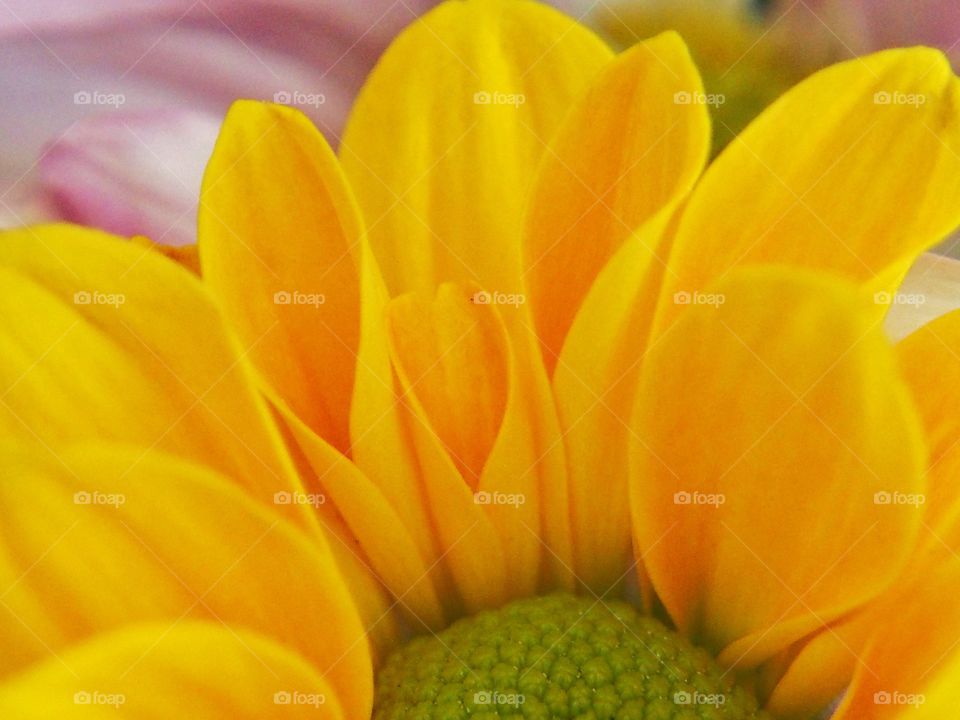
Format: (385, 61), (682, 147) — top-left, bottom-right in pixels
(4, 1), (960, 718)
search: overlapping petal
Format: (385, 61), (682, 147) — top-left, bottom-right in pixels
(0, 622), (344, 719)
(199, 100), (449, 628)
(340, 0), (613, 297)
(0, 443), (371, 716)
(386, 284), (543, 608)
(523, 31), (711, 590)
(830, 551), (960, 720)
(0, 225), (303, 520)
(656, 47), (960, 333)
(631, 267), (926, 667)
(199, 100), (363, 454)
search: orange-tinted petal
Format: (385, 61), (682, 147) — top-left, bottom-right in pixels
(199, 100), (362, 454)
(631, 267), (926, 668)
(524, 31), (711, 591)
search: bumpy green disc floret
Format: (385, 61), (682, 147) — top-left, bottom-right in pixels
(374, 593), (771, 719)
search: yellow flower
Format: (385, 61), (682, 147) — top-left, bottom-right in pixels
(3, 0), (960, 718)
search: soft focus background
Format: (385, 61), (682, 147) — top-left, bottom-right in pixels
(2, 0), (959, 251)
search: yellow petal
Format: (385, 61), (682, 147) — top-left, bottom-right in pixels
(630, 267), (926, 667)
(524, 31), (710, 371)
(897, 309), (960, 540)
(199, 100), (362, 454)
(0, 622), (344, 719)
(348, 239), (459, 618)
(387, 284), (538, 607)
(658, 47), (960, 333)
(0, 225), (307, 526)
(388, 284), (508, 488)
(0, 443), (371, 716)
(340, 0), (613, 296)
(768, 309), (960, 717)
(273, 397), (449, 630)
(132, 235), (200, 275)
(523, 31), (710, 591)
(830, 551), (960, 720)
(765, 613), (872, 718)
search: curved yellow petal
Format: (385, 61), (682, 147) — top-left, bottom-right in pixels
(658, 47), (960, 333)
(387, 284), (538, 608)
(388, 285), (509, 489)
(0, 622), (344, 719)
(273, 397), (449, 630)
(340, 0), (613, 296)
(630, 267), (926, 667)
(523, 31), (710, 591)
(0, 225), (308, 527)
(198, 100), (362, 454)
(347, 238), (458, 616)
(830, 551), (960, 720)
(768, 310), (960, 716)
(0, 443), (371, 716)
(765, 612), (872, 718)
(524, 31), (710, 371)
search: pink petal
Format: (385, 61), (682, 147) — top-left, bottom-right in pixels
(770, 0), (960, 64)
(0, 178), (57, 227)
(0, 0), (439, 234)
(39, 110), (220, 246)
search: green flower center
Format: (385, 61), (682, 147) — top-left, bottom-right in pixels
(374, 593), (771, 719)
